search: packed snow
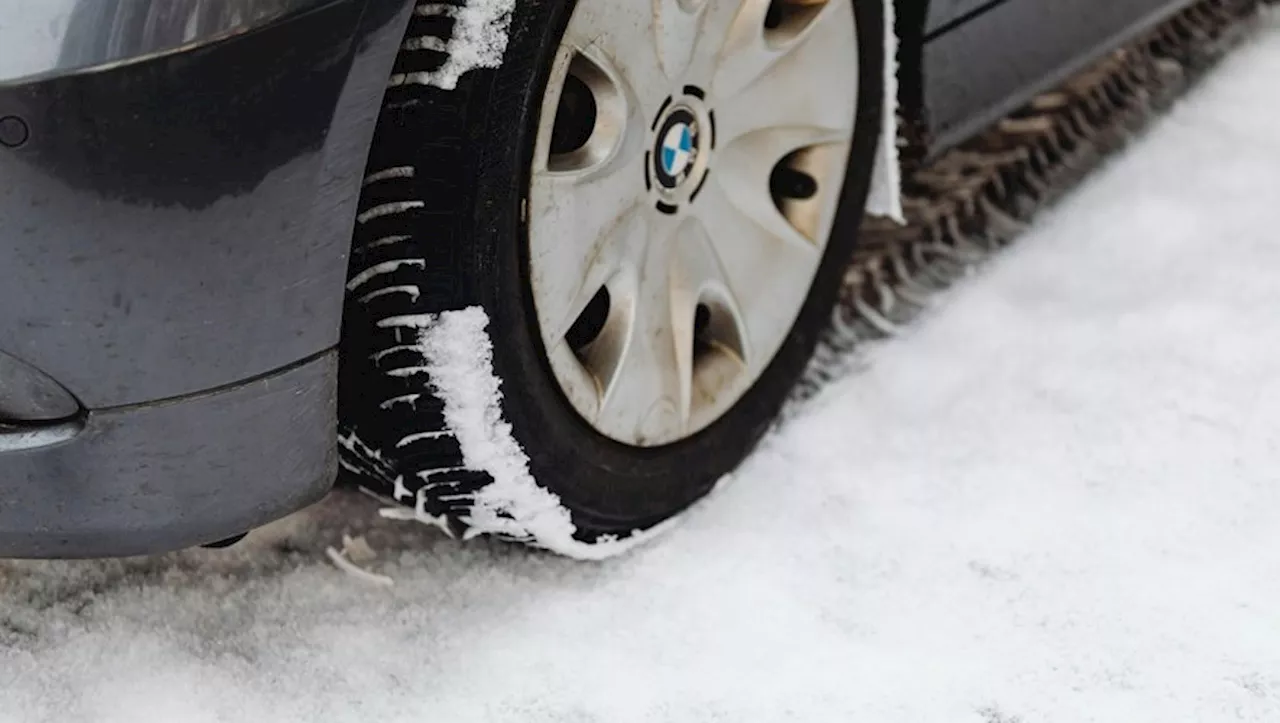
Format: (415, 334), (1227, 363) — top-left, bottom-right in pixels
(390, 0), (516, 90)
(371, 308), (673, 558)
(867, 0), (904, 222)
(3, 13), (1280, 723)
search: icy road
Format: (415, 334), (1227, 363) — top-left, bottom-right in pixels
(3, 15), (1280, 723)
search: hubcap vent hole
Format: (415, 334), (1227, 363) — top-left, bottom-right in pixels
(548, 54), (626, 174)
(693, 303), (713, 359)
(567, 286), (611, 355)
(692, 296), (746, 367)
(763, 0), (827, 46)
(771, 144), (842, 242)
(771, 165), (818, 201)
(551, 72), (598, 156)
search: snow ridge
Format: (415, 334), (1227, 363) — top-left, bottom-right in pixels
(407, 308), (672, 560)
(866, 0), (904, 222)
(391, 0), (516, 91)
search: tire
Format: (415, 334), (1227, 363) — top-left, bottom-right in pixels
(338, 0), (885, 555)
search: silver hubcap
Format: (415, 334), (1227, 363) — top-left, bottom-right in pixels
(528, 0), (859, 447)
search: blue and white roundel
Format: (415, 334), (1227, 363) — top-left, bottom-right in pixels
(661, 122), (696, 179)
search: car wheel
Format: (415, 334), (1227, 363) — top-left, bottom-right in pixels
(338, 0), (884, 555)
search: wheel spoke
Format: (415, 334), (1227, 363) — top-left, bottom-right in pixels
(691, 174), (823, 367)
(670, 216), (750, 408)
(715, 124), (849, 247)
(528, 159), (647, 346)
(683, 0), (753, 75)
(711, 0), (857, 142)
(654, 0), (706, 81)
(595, 222), (689, 445)
(560, 0), (670, 104)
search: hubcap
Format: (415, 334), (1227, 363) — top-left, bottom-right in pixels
(528, 0), (859, 447)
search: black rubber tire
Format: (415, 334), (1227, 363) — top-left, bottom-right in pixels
(338, 0), (885, 549)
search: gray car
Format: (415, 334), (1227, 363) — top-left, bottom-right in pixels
(0, 0), (1218, 558)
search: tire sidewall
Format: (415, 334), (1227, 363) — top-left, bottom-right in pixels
(452, 0), (886, 534)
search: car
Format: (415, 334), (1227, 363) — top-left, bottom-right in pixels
(0, 0), (1222, 558)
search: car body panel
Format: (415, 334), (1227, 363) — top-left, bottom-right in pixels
(923, 0), (1004, 35)
(0, 0), (414, 557)
(926, 0), (1197, 155)
(0, 0), (340, 86)
(0, 352), (338, 558)
(900, 0), (1197, 159)
(0, 0), (411, 409)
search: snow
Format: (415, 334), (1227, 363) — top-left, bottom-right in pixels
(390, 0), (516, 90)
(866, 0), (904, 222)
(393, 308), (670, 558)
(3, 12), (1280, 723)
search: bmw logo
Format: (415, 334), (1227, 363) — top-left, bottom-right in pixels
(653, 108), (700, 190)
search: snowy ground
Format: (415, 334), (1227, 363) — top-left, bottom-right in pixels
(4, 15), (1280, 723)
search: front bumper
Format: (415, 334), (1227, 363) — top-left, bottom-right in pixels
(0, 0), (413, 557)
(0, 353), (338, 558)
